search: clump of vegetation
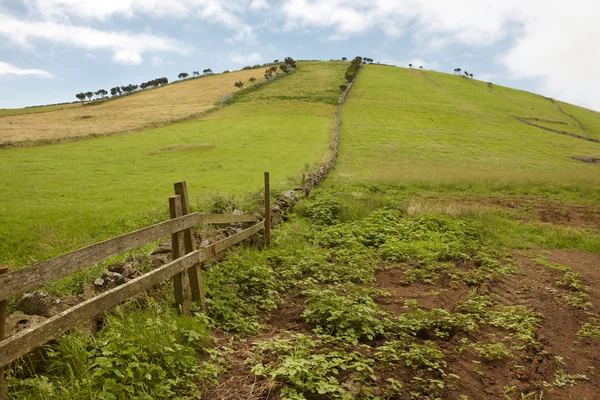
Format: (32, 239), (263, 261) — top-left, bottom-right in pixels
(556, 270), (592, 310)
(204, 253), (280, 334)
(576, 319), (600, 340)
(7, 301), (218, 399)
(344, 56), (363, 82)
(554, 356), (588, 388)
(249, 334), (377, 399)
(302, 287), (386, 343)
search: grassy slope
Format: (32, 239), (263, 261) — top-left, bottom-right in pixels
(0, 68), (267, 144)
(333, 65), (600, 200)
(0, 61), (347, 266)
(0, 102), (81, 117)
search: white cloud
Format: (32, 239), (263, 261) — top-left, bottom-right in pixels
(0, 13), (188, 65)
(112, 50), (143, 65)
(22, 0), (259, 43)
(279, 0), (600, 110)
(0, 61), (53, 77)
(229, 52), (262, 65)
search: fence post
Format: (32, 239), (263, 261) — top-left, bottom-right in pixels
(0, 266), (8, 400)
(174, 182), (206, 312)
(169, 196), (191, 316)
(264, 172), (271, 248)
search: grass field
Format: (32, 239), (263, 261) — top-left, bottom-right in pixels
(0, 102), (81, 117)
(7, 62), (600, 400)
(0, 61), (347, 267)
(0, 68), (268, 144)
(333, 66), (600, 200)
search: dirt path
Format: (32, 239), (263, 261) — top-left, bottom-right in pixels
(544, 96), (588, 134)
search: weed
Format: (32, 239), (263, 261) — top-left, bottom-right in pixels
(553, 356), (588, 387)
(6, 301), (215, 399)
(302, 288), (386, 343)
(249, 334), (376, 399)
(576, 319), (600, 340)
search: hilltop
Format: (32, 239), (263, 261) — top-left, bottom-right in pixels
(0, 67), (267, 144)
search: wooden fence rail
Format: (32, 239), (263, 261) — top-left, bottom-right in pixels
(0, 221), (265, 369)
(0, 173), (272, 399)
(0, 212), (259, 302)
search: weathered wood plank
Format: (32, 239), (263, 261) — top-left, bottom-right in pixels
(197, 213), (259, 224)
(175, 182), (206, 310)
(0, 267), (8, 400)
(0, 250), (201, 369)
(204, 221), (265, 256)
(0, 213), (202, 302)
(0, 213), (259, 302)
(264, 172), (271, 248)
(169, 196), (190, 317)
(0, 221), (265, 368)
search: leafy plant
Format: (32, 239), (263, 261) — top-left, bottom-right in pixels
(249, 334), (376, 399)
(302, 288), (386, 343)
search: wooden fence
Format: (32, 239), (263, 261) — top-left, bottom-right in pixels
(0, 174), (273, 399)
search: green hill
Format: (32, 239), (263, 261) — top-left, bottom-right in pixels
(334, 65), (600, 197)
(5, 61), (600, 400)
(0, 61), (347, 266)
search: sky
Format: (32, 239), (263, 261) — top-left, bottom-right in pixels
(0, 0), (599, 110)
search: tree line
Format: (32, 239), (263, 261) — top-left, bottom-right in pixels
(233, 57), (297, 90)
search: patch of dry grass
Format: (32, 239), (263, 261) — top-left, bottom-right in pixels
(0, 68), (265, 144)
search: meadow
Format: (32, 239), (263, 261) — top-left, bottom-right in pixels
(332, 66), (600, 201)
(6, 62), (600, 400)
(0, 67), (267, 144)
(0, 61), (347, 267)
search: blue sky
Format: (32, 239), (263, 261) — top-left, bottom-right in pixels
(1, 0), (599, 110)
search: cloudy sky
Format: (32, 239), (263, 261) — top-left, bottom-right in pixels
(0, 0), (599, 110)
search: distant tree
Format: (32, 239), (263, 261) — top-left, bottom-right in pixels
(249, 77), (257, 84)
(469, 73), (473, 79)
(95, 89), (108, 98)
(252, 64), (261, 69)
(84, 91), (93, 101)
(234, 81), (244, 89)
(409, 64), (413, 68)
(342, 57), (347, 61)
(456, 68), (462, 76)
(203, 68), (213, 74)
(464, 71), (469, 78)
(487, 82), (493, 89)
(110, 87), (122, 96)
(192, 71), (199, 77)
(419, 66), (423, 69)
(223, 70), (231, 73)
(274, 59), (280, 63)
(242, 66), (252, 70)
(76, 92), (86, 103)
(178, 72), (189, 80)
(283, 57), (297, 68)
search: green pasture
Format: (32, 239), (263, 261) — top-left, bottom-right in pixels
(332, 65), (600, 201)
(0, 62), (346, 266)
